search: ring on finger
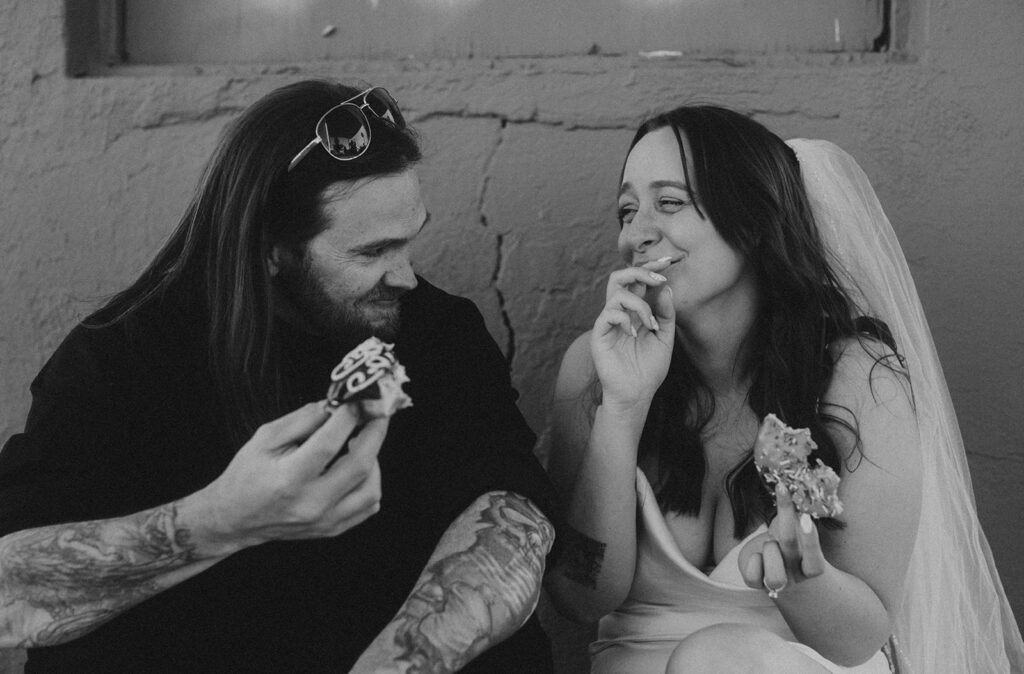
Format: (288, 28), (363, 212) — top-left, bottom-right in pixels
(763, 575), (788, 599)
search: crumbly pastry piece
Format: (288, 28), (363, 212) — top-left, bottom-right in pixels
(754, 413), (843, 518)
(326, 337), (412, 419)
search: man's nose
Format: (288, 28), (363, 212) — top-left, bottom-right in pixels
(385, 257), (418, 291)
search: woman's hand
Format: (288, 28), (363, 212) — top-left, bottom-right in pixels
(738, 484), (829, 599)
(591, 257), (676, 407)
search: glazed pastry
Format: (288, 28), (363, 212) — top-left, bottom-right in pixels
(326, 337), (412, 419)
(754, 413), (843, 518)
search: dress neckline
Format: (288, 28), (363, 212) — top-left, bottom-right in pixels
(635, 467), (766, 591)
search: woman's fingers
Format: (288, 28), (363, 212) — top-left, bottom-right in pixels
(768, 483), (829, 582)
(649, 283), (675, 328)
(607, 289), (661, 333)
(742, 550), (765, 589)
(607, 265), (669, 302)
(595, 308), (636, 338)
(797, 513), (827, 578)
(599, 259), (674, 338)
(771, 483), (798, 546)
(761, 538), (788, 595)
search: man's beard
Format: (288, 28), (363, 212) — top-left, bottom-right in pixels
(276, 256), (403, 345)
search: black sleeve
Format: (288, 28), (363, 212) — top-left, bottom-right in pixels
(397, 287), (560, 543)
(0, 322), (142, 536)
(446, 297), (564, 562)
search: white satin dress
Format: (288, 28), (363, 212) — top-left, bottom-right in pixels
(590, 469), (892, 674)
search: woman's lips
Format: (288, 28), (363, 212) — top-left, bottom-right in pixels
(636, 254), (684, 266)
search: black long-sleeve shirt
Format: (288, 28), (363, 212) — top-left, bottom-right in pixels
(0, 278), (557, 673)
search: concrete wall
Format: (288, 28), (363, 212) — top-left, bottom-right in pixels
(2, 1), (1022, 671)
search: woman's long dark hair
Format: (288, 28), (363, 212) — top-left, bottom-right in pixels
(89, 80), (421, 444)
(619, 106), (900, 535)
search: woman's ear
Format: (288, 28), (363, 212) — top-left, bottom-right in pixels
(267, 244), (284, 277)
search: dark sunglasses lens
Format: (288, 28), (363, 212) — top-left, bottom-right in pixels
(364, 88), (406, 128)
(318, 106), (369, 158)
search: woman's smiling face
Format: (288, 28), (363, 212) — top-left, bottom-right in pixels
(617, 126), (753, 316)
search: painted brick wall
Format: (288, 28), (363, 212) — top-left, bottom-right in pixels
(2, 1), (1022, 671)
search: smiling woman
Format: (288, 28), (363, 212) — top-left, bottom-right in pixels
(544, 105), (1024, 674)
(616, 127), (753, 320)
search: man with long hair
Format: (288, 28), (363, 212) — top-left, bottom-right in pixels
(0, 80), (557, 673)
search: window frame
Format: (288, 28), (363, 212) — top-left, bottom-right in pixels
(67, 0), (902, 77)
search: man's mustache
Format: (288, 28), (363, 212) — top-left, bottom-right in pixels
(362, 285), (408, 303)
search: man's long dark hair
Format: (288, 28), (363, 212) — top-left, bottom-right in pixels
(90, 80), (421, 444)
(618, 106), (901, 535)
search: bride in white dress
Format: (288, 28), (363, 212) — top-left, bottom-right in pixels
(544, 105), (1024, 673)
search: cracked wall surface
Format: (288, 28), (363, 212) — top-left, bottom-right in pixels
(2, 2), (1024, 672)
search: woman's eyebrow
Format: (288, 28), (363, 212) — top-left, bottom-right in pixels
(649, 180), (691, 193)
(619, 180), (692, 198)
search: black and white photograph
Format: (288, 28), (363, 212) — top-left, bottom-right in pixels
(1, 2), (1022, 672)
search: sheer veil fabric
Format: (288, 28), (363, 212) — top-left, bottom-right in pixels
(788, 139), (1024, 673)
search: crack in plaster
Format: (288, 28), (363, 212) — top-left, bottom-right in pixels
(747, 107), (841, 120)
(492, 233), (516, 368)
(138, 106), (246, 130)
(411, 110), (632, 131)
(480, 119), (516, 367)
(477, 117), (505, 230)
(29, 69), (55, 84)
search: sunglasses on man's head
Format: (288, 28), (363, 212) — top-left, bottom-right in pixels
(287, 87), (406, 172)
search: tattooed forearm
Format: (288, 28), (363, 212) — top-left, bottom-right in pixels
(0, 502), (200, 648)
(351, 491), (554, 674)
(557, 525), (606, 590)
(393, 492), (554, 672)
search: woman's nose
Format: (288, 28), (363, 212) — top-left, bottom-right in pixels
(621, 213), (659, 253)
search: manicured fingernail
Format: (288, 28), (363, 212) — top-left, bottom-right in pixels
(800, 513), (814, 533)
(657, 256), (673, 263)
(649, 272), (667, 282)
(648, 316), (659, 331)
(630, 325), (638, 338)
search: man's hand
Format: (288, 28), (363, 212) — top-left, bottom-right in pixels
(186, 401), (387, 556)
(0, 400), (388, 649)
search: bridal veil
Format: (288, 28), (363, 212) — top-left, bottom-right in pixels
(788, 138), (1024, 673)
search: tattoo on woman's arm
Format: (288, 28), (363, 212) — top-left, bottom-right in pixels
(0, 502), (198, 647)
(559, 525), (606, 590)
(390, 492), (555, 673)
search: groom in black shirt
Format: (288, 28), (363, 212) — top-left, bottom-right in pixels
(0, 80), (557, 673)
